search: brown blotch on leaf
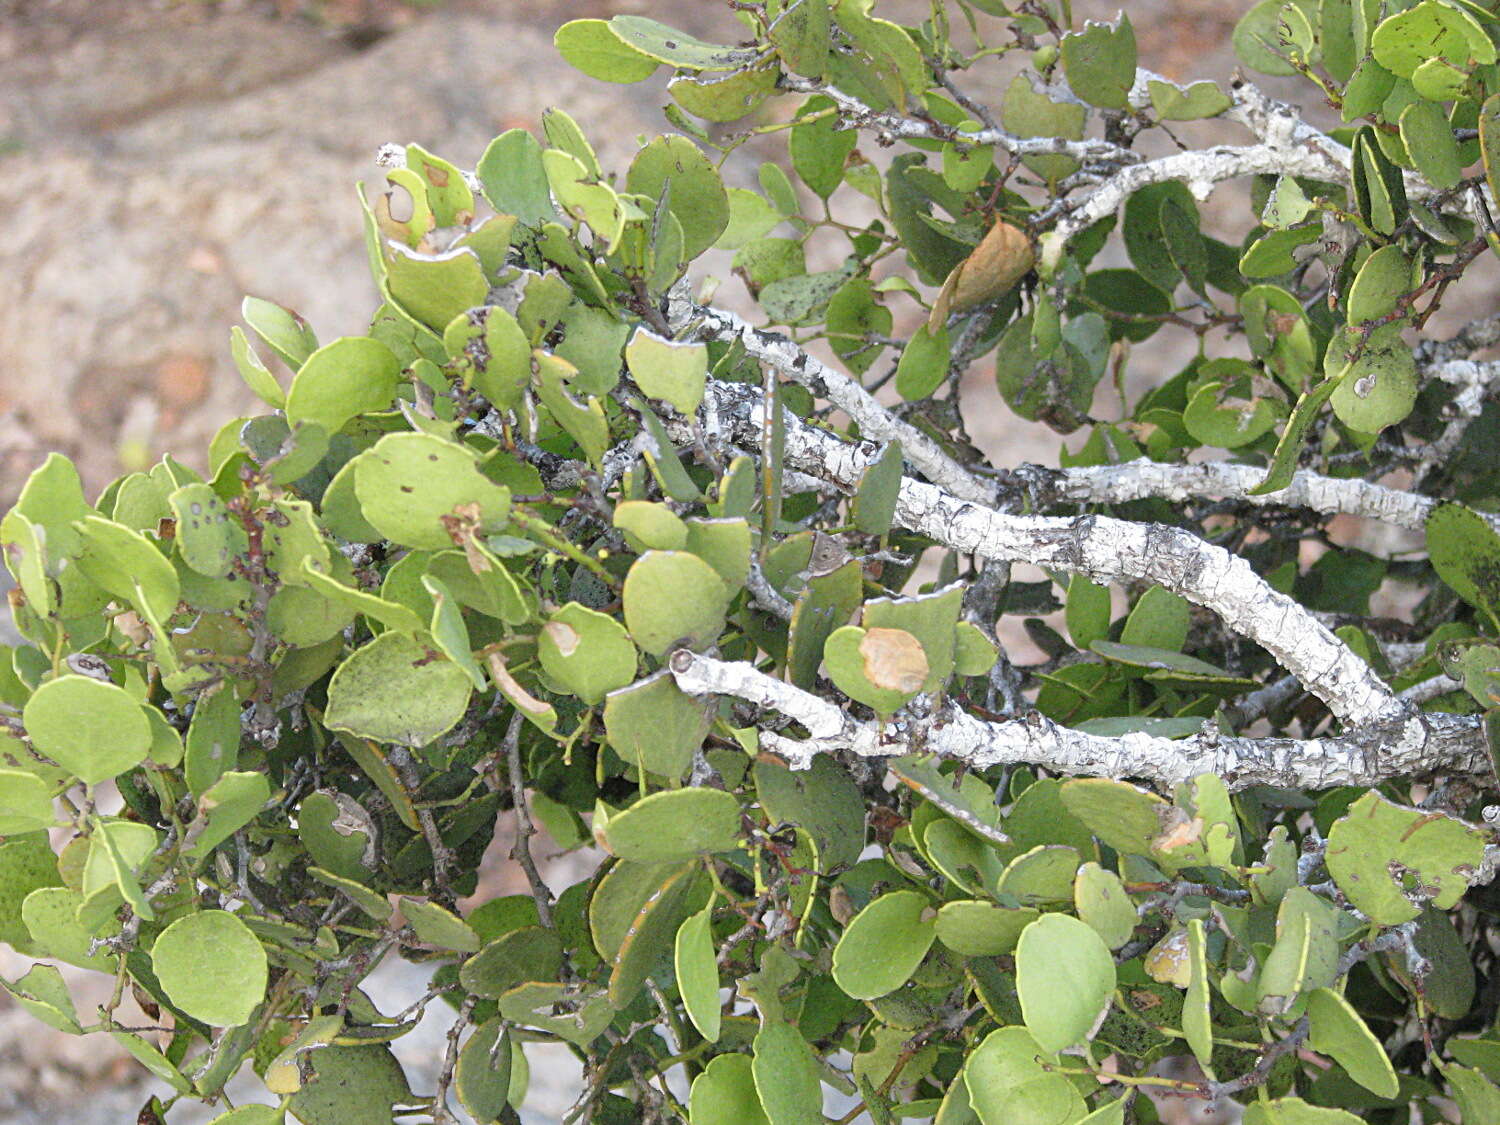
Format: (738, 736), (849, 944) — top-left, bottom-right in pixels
(859, 627), (929, 694)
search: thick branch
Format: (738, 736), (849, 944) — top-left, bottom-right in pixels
(669, 651), (1486, 791)
(1042, 458), (1500, 536)
(686, 378), (1404, 728)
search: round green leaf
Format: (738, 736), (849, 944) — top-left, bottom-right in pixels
(460, 927), (564, 999)
(1325, 790), (1485, 924)
(24, 675), (152, 786)
(603, 788), (741, 863)
(352, 432), (511, 551)
(934, 900), (1038, 956)
(964, 1025), (1086, 1125)
(622, 550), (729, 657)
(675, 905), (722, 1042)
(1017, 913), (1116, 1051)
(538, 602), (637, 704)
(324, 632), (474, 748)
(285, 337), (401, 435)
(151, 910), (268, 1027)
(831, 890), (937, 1000)
(690, 1053), (770, 1125)
(626, 135), (730, 261)
(1074, 862), (1137, 949)
(0, 835), (62, 952)
(625, 326), (708, 417)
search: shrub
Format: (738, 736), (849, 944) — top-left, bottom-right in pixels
(6, 1), (1500, 1122)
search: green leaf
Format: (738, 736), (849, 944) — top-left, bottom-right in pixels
(169, 482), (247, 579)
(151, 910), (268, 1027)
(1441, 1064), (1500, 1125)
(543, 149), (627, 252)
(400, 897), (480, 952)
(754, 756), (867, 871)
(1002, 73), (1086, 186)
(455, 1018), (513, 1122)
(460, 927), (563, 998)
(1242, 1097), (1362, 1125)
(1234, 0), (1314, 76)
(964, 1026), (1086, 1125)
(285, 337), (400, 435)
(185, 682), (241, 797)
(0, 770), (55, 834)
(790, 96), (858, 200)
(670, 62), (780, 124)
(627, 134), (730, 261)
(384, 244), (488, 333)
(623, 550), (730, 657)
(752, 1019), (823, 1125)
(824, 624), (928, 716)
(675, 905), (721, 1042)
(476, 129), (557, 228)
(832, 889), (938, 1000)
(769, 0), (830, 78)
(187, 771), (271, 863)
(1061, 15), (1137, 109)
(852, 441), (904, 535)
(1307, 987), (1400, 1097)
(690, 1053), (771, 1125)
(229, 326), (286, 409)
(1074, 862), (1136, 949)
(894, 322), (950, 401)
(1, 963), (80, 1034)
(287, 1045), (414, 1125)
(609, 861), (709, 1009)
(604, 670), (713, 779)
(1371, 0), (1489, 78)
(242, 295), (317, 370)
(24, 675), (152, 786)
(826, 277), (892, 377)
(1352, 126), (1408, 236)
(324, 632), (474, 749)
(555, 18), (659, 82)
(1148, 78), (1231, 119)
(75, 515), (180, 624)
(607, 15), (764, 71)
(1066, 576), (1112, 650)
(1060, 777), (1170, 857)
(1250, 376), (1338, 494)
(1427, 503), (1500, 631)
(0, 835), (60, 950)
(1345, 244), (1418, 324)
(538, 602), (637, 705)
(934, 900), (1037, 956)
(300, 793), (378, 883)
(625, 326), (708, 416)
(604, 789), (741, 863)
(1400, 100), (1464, 190)
(1016, 913), (1115, 1051)
(1325, 790), (1485, 924)
(1183, 918), (1215, 1075)
(352, 432), (511, 551)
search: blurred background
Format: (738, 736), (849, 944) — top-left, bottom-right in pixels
(0, 1), (1331, 1121)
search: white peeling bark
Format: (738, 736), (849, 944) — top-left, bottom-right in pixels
(669, 650), (1486, 791)
(1046, 458), (1499, 536)
(685, 378), (1405, 728)
(679, 302), (994, 504)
